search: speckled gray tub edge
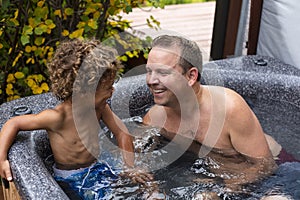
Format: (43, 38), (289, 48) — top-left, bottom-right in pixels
(0, 55), (299, 199)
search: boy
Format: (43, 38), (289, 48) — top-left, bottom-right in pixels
(0, 39), (151, 199)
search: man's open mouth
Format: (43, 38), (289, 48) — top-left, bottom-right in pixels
(153, 89), (165, 94)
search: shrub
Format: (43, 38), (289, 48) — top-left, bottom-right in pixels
(0, 0), (162, 104)
(163, 0), (214, 5)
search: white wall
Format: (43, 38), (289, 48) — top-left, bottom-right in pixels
(257, 0), (300, 69)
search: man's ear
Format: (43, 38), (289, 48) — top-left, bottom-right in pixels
(186, 67), (198, 86)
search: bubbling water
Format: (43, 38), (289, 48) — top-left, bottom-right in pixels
(54, 116), (297, 199)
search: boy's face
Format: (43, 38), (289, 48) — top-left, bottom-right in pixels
(95, 77), (115, 108)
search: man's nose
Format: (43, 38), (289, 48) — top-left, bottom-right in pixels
(147, 72), (160, 85)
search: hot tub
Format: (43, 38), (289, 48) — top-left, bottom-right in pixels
(0, 55), (299, 199)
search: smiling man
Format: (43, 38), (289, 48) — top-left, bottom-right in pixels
(143, 35), (279, 189)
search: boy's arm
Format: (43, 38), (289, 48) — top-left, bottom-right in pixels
(102, 105), (153, 183)
(101, 104), (135, 167)
(0, 109), (60, 181)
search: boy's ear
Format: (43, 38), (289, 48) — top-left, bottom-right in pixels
(186, 67), (198, 86)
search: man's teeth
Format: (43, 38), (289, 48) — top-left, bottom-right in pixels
(153, 89), (164, 93)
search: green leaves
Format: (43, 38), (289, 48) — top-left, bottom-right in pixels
(34, 37), (45, 46)
(0, 0), (10, 10)
(33, 6), (48, 19)
(34, 24), (47, 35)
(0, 0), (162, 103)
(23, 25), (33, 35)
(64, 8), (74, 16)
(125, 5), (132, 13)
(21, 35), (30, 45)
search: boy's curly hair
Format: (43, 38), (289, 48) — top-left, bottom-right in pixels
(47, 39), (122, 101)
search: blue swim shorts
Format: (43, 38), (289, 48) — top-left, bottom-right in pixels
(53, 161), (119, 199)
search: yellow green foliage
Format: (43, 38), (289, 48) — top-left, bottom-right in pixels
(0, 0), (162, 104)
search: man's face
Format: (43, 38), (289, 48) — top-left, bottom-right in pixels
(146, 47), (188, 106)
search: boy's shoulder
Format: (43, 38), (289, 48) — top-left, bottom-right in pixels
(50, 102), (72, 119)
(37, 102), (70, 121)
(36, 103), (70, 132)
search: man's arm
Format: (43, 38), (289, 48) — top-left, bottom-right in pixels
(226, 90), (277, 185)
(0, 109), (61, 181)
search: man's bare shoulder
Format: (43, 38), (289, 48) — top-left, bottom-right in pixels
(203, 86), (246, 110)
(143, 105), (166, 126)
(202, 85), (244, 109)
(205, 86), (242, 101)
(223, 87), (251, 113)
(222, 87), (265, 137)
(204, 85), (253, 125)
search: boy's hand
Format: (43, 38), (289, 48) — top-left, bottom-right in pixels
(0, 160), (13, 181)
(121, 168), (153, 184)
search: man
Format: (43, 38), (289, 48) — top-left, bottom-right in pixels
(143, 35), (279, 188)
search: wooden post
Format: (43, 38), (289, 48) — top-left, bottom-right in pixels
(247, 0), (264, 55)
(223, 0), (242, 58)
(1, 179), (21, 200)
(210, 0), (242, 60)
(210, 0), (230, 60)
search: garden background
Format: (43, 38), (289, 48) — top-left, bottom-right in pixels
(0, 0), (214, 104)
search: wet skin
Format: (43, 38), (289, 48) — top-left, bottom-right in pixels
(143, 47), (277, 188)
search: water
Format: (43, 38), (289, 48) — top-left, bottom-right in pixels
(96, 117), (300, 200)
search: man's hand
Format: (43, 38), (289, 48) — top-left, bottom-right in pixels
(0, 159), (13, 181)
(121, 168), (154, 184)
(122, 168), (167, 199)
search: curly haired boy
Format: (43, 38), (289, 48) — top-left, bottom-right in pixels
(0, 39), (152, 199)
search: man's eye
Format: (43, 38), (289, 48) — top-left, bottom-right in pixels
(158, 70), (170, 76)
(146, 68), (152, 73)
